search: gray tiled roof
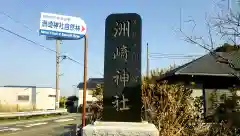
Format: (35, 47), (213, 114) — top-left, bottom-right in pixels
(158, 51), (240, 80)
(77, 78), (103, 89)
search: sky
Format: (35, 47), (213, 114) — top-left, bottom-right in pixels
(0, 0), (230, 96)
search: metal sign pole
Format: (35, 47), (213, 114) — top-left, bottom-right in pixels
(82, 34), (88, 127)
(56, 39), (60, 110)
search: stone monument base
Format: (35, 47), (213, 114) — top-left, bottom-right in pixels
(83, 121), (159, 136)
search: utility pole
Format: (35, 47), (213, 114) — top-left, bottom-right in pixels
(55, 39), (60, 110)
(146, 43), (149, 78)
(82, 34), (88, 127)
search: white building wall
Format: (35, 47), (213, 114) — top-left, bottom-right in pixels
(78, 89), (97, 106)
(0, 87), (32, 105)
(191, 89), (203, 98)
(0, 87), (33, 111)
(35, 88), (60, 110)
(0, 87), (60, 111)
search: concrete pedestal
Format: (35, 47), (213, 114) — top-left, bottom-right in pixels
(83, 121), (159, 136)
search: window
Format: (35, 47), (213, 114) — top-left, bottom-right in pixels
(48, 95), (56, 97)
(18, 95), (29, 101)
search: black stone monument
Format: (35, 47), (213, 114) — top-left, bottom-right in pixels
(103, 13), (142, 122)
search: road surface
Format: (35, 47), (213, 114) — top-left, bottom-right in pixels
(0, 114), (81, 136)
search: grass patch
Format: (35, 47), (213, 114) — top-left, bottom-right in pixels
(0, 113), (67, 123)
(0, 103), (37, 112)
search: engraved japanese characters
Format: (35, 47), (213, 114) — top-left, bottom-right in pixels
(103, 13), (142, 122)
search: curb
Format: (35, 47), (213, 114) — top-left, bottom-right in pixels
(0, 113), (80, 127)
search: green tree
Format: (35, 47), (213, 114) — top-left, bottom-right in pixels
(215, 43), (240, 52)
(59, 96), (67, 108)
(92, 84), (103, 97)
(65, 95), (79, 108)
(179, 2), (240, 134)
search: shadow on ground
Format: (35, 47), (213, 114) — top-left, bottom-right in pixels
(54, 124), (80, 136)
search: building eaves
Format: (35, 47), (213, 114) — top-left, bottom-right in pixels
(157, 52), (238, 81)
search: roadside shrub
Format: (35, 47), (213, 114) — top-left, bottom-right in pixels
(142, 79), (207, 136)
(88, 68), (237, 135)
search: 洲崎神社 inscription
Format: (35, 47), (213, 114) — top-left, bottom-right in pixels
(103, 13), (142, 122)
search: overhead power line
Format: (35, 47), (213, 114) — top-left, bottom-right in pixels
(150, 52), (203, 56)
(0, 26), (103, 76)
(0, 11), (103, 76)
(0, 11), (33, 32)
(150, 56), (197, 59)
(149, 53), (202, 59)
